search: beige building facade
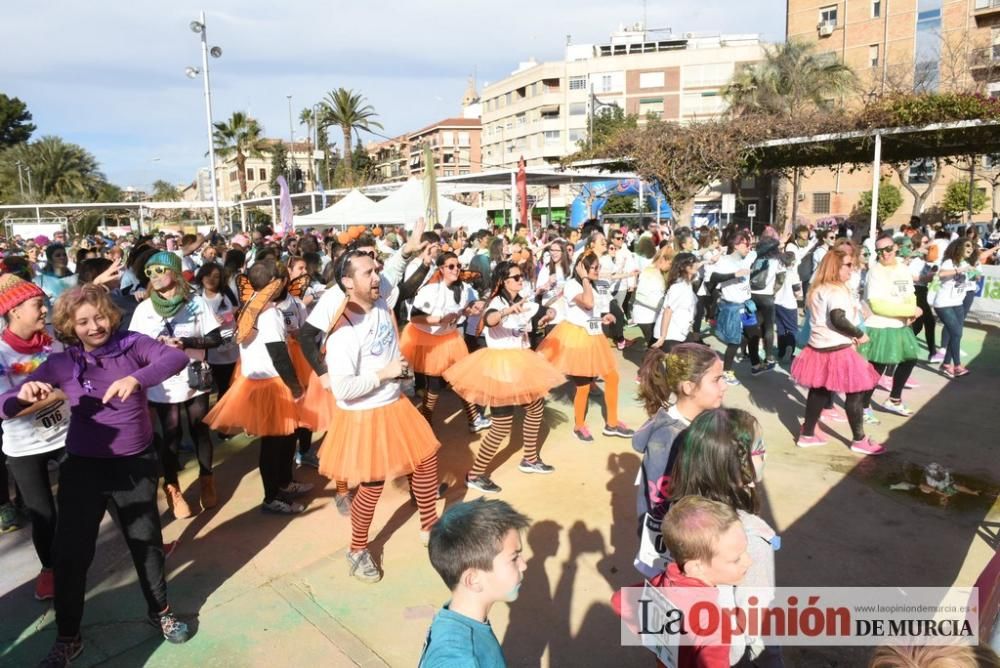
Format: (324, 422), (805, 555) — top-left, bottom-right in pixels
(478, 28), (768, 222)
(786, 0), (1000, 229)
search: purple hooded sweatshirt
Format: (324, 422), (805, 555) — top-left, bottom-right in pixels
(0, 331), (188, 458)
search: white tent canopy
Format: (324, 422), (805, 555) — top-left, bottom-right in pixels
(352, 179), (488, 232)
(293, 188), (376, 228)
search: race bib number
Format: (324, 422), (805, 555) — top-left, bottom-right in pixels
(891, 280), (913, 298)
(587, 318), (603, 336)
(34, 400), (67, 434)
(595, 285), (612, 313)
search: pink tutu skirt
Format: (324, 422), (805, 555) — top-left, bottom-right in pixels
(791, 345), (880, 394)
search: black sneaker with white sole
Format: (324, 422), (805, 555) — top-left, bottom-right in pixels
(148, 610), (190, 644)
(466, 475), (502, 494)
(518, 459), (555, 474)
(602, 423), (635, 438)
(38, 635), (83, 668)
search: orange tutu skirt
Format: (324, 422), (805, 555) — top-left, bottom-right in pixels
(287, 338), (317, 428)
(317, 398), (440, 486)
(443, 347), (565, 407)
(537, 320), (617, 378)
(298, 370), (338, 432)
(399, 325), (468, 377)
(204, 375), (299, 437)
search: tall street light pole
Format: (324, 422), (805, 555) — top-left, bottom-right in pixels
(14, 161), (25, 197)
(187, 11), (223, 233)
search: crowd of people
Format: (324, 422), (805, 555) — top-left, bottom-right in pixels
(0, 213), (996, 667)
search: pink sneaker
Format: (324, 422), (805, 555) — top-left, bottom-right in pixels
(877, 375), (892, 391)
(796, 433), (828, 448)
(903, 379), (919, 389)
(953, 366), (970, 377)
(820, 408), (848, 423)
(850, 437), (886, 456)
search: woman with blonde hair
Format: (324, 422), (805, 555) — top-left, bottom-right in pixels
(791, 249), (882, 454)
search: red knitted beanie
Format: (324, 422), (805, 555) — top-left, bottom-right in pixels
(0, 274), (46, 316)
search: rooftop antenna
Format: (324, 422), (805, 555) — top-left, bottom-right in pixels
(642, 0), (647, 38)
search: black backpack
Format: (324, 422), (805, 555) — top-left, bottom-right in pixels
(749, 258), (770, 292)
(797, 243), (820, 284)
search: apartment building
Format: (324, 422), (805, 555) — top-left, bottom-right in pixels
(209, 139), (316, 202)
(478, 26), (767, 223)
(786, 0), (1000, 228)
(368, 134), (410, 184)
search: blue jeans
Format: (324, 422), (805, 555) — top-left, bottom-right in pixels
(935, 306), (965, 366)
(940, 290), (975, 353)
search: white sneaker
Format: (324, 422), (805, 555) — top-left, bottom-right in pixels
(469, 415), (492, 433)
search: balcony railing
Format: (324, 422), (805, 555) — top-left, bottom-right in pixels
(974, 0), (1000, 20)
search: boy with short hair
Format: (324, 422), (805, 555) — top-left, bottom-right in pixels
(420, 498), (531, 668)
(614, 495), (753, 668)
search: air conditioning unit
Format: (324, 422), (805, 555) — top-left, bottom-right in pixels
(818, 22), (835, 36)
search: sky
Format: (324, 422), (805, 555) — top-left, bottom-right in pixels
(4, 1), (785, 191)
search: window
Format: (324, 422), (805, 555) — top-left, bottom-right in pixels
(441, 131), (453, 145)
(444, 170), (454, 177)
(600, 74), (613, 92)
(516, 113), (526, 126)
(459, 169), (470, 175)
(639, 71), (665, 89)
(458, 131), (470, 146)
(812, 192), (831, 214)
(914, 0), (942, 91)
(569, 76), (587, 91)
(544, 130), (560, 143)
(908, 158), (936, 184)
(247, 168), (254, 181)
(872, 0), (881, 17)
(229, 170), (238, 183)
(990, 82), (1000, 99)
(259, 168), (267, 181)
(505, 92), (512, 105)
(684, 63), (733, 87)
(870, 44), (879, 67)
(638, 98), (664, 118)
(569, 129), (584, 143)
(569, 102), (587, 115)
(819, 5), (838, 26)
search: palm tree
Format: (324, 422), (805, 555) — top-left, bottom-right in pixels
(724, 41), (856, 231)
(725, 40), (856, 117)
(0, 136), (107, 203)
(318, 88), (383, 186)
(212, 111), (268, 198)
(151, 179), (181, 201)
(299, 107), (315, 150)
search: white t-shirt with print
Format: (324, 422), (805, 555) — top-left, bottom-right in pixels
(276, 294), (308, 336)
(0, 339), (69, 457)
(563, 279), (603, 335)
(238, 305), (284, 379)
(656, 281), (697, 342)
(410, 282), (476, 335)
(325, 301), (400, 410)
(807, 285), (858, 349)
(714, 253), (753, 304)
(774, 265), (800, 310)
(933, 260), (969, 308)
(129, 295), (221, 403)
(483, 295), (534, 350)
(536, 264), (567, 324)
(202, 291), (239, 365)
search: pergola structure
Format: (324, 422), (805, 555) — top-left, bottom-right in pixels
(750, 118), (1000, 241)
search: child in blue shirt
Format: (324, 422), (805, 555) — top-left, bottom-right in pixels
(420, 498), (531, 668)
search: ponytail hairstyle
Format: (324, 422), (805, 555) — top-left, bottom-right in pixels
(637, 344), (721, 416)
(668, 407), (761, 514)
(475, 260), (521, 336)
(572, 252), (600, 285)
(664, 251), (698, 289)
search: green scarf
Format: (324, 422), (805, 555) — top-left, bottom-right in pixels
(151, 289), (188, 319)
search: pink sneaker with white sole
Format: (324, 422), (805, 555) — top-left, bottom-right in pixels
(850, 437), (886, 456)
(820, 408), (848, 422)
(796, 433), (828, 448)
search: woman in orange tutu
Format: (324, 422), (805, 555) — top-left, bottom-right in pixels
(444, 261), (564, 494)
(537, 252), (633, 442)
(317, 250), (440, 583)
(399, 251), (490, 432)
(204, 260), (313, 514)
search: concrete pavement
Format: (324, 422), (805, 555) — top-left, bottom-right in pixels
(1, 322), (997, 667)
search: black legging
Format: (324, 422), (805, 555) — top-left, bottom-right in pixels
(751, 294), (776, 363)
(621, 289), (636, 320)
(912, 286), (936, 357)
(260, 434), (296, 503)
(692, 295), (710, 335)
(637, 322), (655, 347)
(602, 300), (626, 343)
(55, 446), (168, 637)
(151, 395), (213, 486)
(210, 362), (237, 399)
(6, 448), (63, 568)
(864, 360), (916, 406)
(803, 387), (866, 441)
